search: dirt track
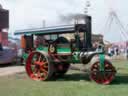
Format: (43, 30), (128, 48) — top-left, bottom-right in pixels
(0, 65), (25, 76)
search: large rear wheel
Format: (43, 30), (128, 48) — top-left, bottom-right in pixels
(90, 60), (116, 84)
(26, 51), (54, 81)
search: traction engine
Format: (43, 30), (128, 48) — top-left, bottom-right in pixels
(15, 15), (116, 84)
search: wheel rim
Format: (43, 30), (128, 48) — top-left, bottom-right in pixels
(90, 61), (116, 84)
(26, 52), (49, 81)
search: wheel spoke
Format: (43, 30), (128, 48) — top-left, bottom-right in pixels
(40, 61), (48, 66)
(33, 67), (38, 73)
(37, 70), (42, 78)
(38, 54), (42, 61)
(43, 65), (48, 68)
(35, 53), (40, 61)
(103, 72), (109, 82)
(40, 67), (48, 73)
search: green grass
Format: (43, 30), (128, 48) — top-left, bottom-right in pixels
(0, 60), (128, 96)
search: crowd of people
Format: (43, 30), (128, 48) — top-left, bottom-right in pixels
(107, 46), (128, 59)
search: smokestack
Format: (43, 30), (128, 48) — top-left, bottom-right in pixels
(85, 15), (92, 49)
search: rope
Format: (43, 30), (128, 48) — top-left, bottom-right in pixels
(102, 0), (128, 41)
(101, 11), (128, 41)
(100, 15), (110, 35)
(114, 13), (128, 37)
(113, 13), (128, 40)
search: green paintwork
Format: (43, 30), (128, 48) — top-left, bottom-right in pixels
(21, 45), (81, 64)
(57, 47), (71, 53)
(36, 45), (48, 52)
(57, 47), (80, 63)
(36, 45), (44, 51)
(22, 53), (29, 62)
(71, 53), (80, 63)
(99, 54), (105, 71)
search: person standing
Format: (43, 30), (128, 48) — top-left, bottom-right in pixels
(108, 47), (112, 56)
(126, 47), (128, 60)
(0, 43), (3, 51)
(0, 43), (3, 56)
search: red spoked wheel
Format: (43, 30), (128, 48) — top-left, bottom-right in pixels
(54, 63), (70, 77)
(90, 60), (116, 84)
(26, 51), (54, 81)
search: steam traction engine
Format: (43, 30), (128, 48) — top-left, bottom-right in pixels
(15, 16), (116, 84)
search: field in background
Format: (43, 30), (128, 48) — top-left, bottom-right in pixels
(0, 60), (127, 96)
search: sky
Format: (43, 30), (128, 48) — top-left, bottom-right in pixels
(0, 0), (128, 42)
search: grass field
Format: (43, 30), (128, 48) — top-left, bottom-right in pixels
(0, 60), (128, 96)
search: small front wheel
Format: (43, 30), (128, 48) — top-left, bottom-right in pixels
(90, 60), (116, 84)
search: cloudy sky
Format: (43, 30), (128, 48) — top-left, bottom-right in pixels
(0, 0), (128, 42)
